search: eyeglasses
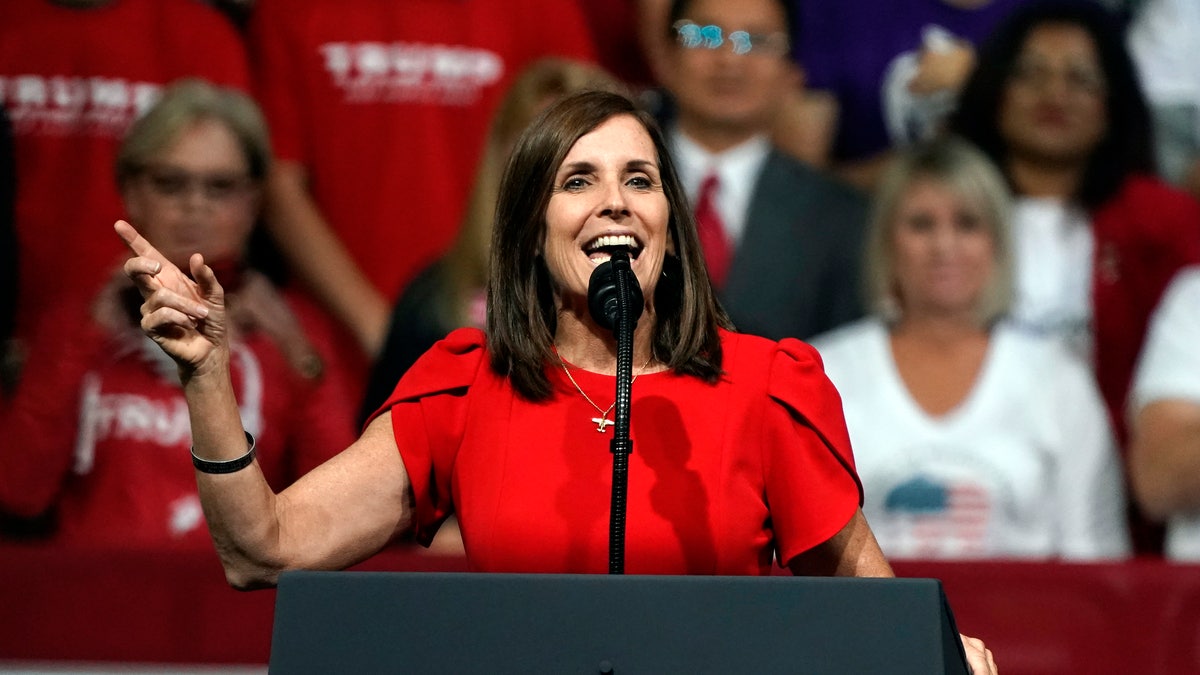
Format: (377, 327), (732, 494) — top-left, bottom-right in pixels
(673, 20), (789, 57)
(1008, 60), (1107, 96)
(138, 165), (254, 202)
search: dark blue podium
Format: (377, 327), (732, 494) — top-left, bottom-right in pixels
(269, 572), (969, 674)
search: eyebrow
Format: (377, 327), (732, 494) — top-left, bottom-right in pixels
(558, 161), (597, 175)
(557, 159), (660, 175)
(626, 159), (659, 173)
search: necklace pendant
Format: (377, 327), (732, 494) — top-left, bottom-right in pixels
(592, 416), (614, 433)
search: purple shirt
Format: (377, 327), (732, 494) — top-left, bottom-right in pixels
(795, 0), (1033, 160)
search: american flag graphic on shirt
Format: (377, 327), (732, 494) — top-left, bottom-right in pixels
(884, 475), (992, 558)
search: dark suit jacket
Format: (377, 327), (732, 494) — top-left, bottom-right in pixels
(719, 149), (869, 341)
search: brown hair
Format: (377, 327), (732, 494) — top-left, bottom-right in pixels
(487, 90), (731, 400)
(438, 58), (627, 330)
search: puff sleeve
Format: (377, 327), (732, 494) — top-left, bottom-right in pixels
(762, 338), (864, 566)
(366, 328), (488, 545)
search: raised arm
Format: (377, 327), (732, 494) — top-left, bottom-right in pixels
(115, 220), (412, 588)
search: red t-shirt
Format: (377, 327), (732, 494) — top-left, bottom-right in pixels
(248, 0), (598, 301)
(374, 328), (863, 575)
(0, 288), (356, 549)
(0, 0), (251, 339)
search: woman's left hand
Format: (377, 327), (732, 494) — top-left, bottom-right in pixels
(960, 634), (997, 675)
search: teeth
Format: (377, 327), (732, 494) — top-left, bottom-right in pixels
(586, 234), (639, 251)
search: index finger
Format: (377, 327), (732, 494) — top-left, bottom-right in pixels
(114, 220), (168, 268)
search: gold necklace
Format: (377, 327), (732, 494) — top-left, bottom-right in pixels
(558, 354), (655, 433)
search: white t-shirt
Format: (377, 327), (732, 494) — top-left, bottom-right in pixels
(1129, 267), (1200, 559)
(1009, 196), (1095, 363)
(811, 318), (1130, 560)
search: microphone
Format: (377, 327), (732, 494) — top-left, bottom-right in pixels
(587, 249), (643, 331)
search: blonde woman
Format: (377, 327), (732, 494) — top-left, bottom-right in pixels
(812, 137), (1130, 560)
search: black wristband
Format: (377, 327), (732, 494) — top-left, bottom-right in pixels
(191, 431), (257, 474)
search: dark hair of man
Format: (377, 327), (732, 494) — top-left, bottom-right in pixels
(666, 0), (797, 42)
(949, 0), (1154, 209)
(487, 90), (731, 401)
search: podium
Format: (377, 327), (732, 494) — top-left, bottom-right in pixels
(269, 572), (969, 674)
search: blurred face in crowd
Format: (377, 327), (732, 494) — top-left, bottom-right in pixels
(122, 118), (259, 270)
(998, 22), (1108, 167)
(542, 114), (670, 315)
(665, 0), (796, 142)
(890, 177), (996, 319)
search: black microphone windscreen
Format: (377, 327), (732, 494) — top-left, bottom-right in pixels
(587, 249), (643, 331)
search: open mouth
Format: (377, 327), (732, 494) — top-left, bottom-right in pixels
(585, 234), (643, 265)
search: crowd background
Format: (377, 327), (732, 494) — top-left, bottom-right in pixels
(1, 0), (1199, 668)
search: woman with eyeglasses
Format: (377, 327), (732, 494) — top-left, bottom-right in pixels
(0, 79), (356, 549)
(951, 1), (1200, 449)
(950, 1), (1200, 555)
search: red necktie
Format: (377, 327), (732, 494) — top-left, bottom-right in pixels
(694, 172), (733, 288)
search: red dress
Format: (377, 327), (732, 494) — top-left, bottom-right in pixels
(374, 328), (863, 575)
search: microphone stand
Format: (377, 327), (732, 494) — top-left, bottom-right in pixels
(608, 253), (636, 575)
(586, 249), (642, 575)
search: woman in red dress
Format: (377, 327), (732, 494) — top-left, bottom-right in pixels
(117, 90), (995, 673)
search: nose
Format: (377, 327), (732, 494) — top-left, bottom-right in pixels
(181, 182), (210, 212)
(930, 222), (958, 255)
(1026, 68), (1080, 104)
(598, 178), (629, 220)
(707, 41), (739, 62)
(1040, 73), (1073, 103)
